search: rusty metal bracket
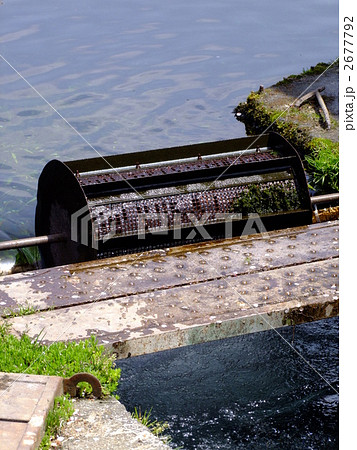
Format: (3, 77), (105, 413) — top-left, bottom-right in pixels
(63, 373), (102, 398)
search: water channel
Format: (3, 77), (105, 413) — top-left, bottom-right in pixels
(1, 1), (338, 448)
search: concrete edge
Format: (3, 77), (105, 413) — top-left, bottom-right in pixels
(19, 375), (63, 450)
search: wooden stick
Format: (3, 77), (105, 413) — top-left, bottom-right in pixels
(293, 86), (325, 107)
(315, 89), (331, 130)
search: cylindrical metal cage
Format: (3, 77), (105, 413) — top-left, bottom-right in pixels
(35, 133), (312, 267)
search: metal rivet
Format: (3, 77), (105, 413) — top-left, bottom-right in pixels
(221, 255), (230, 261)
(288, 244), (295, 249)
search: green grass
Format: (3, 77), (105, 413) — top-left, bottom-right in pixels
(0, 322), (120, 396)
(132, 406), (171, 443)
(39, 395), (75, 449)
(305, 138), (339, 193)
(2, 302), (40, 318)
(0, 321), (121, 446)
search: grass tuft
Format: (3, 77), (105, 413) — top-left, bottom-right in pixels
(0, 325), (121, 396)
(132, 406), (171, 443)
(39, 395), (75, 449)
(305, 138), (339, 193)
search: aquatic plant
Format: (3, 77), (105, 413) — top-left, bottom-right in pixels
(230, 182), (301, 216)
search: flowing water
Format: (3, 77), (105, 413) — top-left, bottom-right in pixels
(1, 1), (338, 448)
(116, 317), (338, 449)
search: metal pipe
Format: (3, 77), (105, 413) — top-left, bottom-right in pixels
(310, 193), (339, 205)
(0, 233), (66, 251)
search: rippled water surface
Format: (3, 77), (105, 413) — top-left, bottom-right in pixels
(1, 0), (338, 245)
(1, 3), (339, 447)
(116, 317), (338, 449)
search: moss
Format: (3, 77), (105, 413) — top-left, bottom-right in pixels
(275, 61), (337, 86)
(234, 62), (339, 194)
(235, 92), (311, 155)
(230, 182), (301, 216)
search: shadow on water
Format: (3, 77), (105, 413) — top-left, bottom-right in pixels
(115, 317), (338, 449)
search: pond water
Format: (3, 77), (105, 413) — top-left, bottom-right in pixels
(1, 0), (338, 246)
(1, 1), (338, 448)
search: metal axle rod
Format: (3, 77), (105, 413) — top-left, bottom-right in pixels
(0, 193), (338, 252)
(0, 233), (66, 251)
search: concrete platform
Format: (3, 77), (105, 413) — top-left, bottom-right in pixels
(58, 397), (170, 449)
(0, 221), (339, 359)
(0, 372), (63, 449)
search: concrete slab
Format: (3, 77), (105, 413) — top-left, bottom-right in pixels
(0, 373), (63, 449)
(58, 397), (170, 449)
(0, 221), (338, 315)
(4, 221), (338, 359)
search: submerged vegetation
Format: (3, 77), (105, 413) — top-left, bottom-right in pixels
(230, 182), (301, 216)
